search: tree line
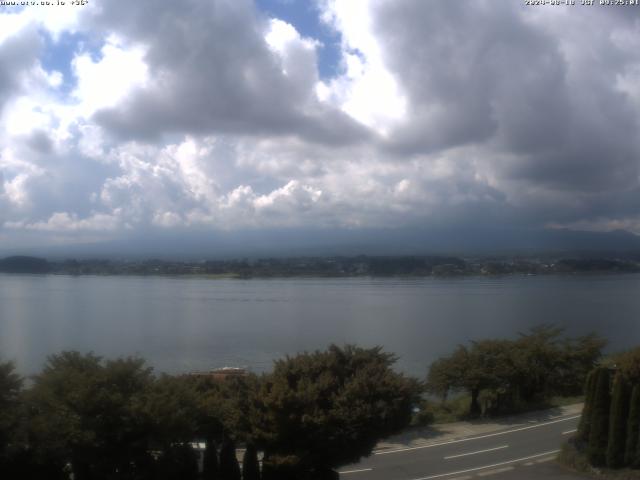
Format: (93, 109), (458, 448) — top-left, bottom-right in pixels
(0, 346), (421, 480)
(0, 328), (605, 479)
(426, 325), (605, 417)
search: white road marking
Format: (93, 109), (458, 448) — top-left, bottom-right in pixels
(338, 468), (373, 475)
(444, 445), (509, 460)
(408, 450), (561, 480)
(535, 456), (556, 463)
(374, 416), (579, 456)
(477, 466), (514, 476)
(562, 429), (577, 435)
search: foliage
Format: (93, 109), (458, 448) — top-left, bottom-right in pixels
(254, 344), (422, 473)
(242, 444), (261, 480)
(202, 440), (220, 479)
(144, 375), (201, 446)
(608, 374), (631, 468)
(578, 369), (598, 442)
(27, 351), (155, 479)
(0, 361), (23, 451)
(410, 399), (435, 428)
(426, 325), (605, 417)
(588, 368), (612, 467)
(155, 444), (199, 480)
(614, 348), (640, 385)
(219, 439), (241, 480)
(625, 386), (640, 468)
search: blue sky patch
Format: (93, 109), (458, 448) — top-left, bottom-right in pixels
(255, 0), (342, 79)
(40, 30), (102, 96)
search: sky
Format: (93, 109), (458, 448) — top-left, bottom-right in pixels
(0, 0), (639, 256)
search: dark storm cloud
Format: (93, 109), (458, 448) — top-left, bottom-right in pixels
(86, 0), (370, 145)
(369, 0), (640, 227)
(372, 0), (570, 155)
(2, 0), (640, 251)
(0, 26), (41, 112)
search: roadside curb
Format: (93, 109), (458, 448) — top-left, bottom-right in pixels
(373, 403), (584, 454)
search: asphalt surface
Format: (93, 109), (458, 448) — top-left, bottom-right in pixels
(339, 413), (586, 480)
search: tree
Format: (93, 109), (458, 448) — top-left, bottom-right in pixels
(0, 360), (24, 476)
(144, 375), (201, 447)
(607, 373), (631, 468)
(426, 346), (468, 403)
(614, 347), (640, 384)
(156, 444), (199, 480)
(588, 368), (612, 467)
(558, 333), (606, 396)
(513, 325), (565, 402)
(27, 351), (154, 479)
(254, 345), (422, 476)
(577, 369), (597, 442)
(0, 361), (22, 453)
(242, 444), (260, 480)
(219, 439), (241, 480)
(202, 440), (219, 479)
(625, 385), (640, 467)
(427, 326), (605, 418)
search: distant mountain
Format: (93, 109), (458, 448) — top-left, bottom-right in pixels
(1, 227), (639, 260)
(0, 256), (51, 273)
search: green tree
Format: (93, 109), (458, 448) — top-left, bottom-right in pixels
(27, 351), (154, 480)
(427, 326), (605, 418)
(558, 333), (606, 396)
(254, 345), (422, 476)
(219, 439), (241, 480)
(607, 373), (631, 468)
(0, 360), (25, 476)
(242, 444), (260, 480)
(156, 444), (199, 480)
(144, 375), (201, 447)
(513, 325), (565, 402)
(428, 341), (518, 416)
(625, 385), (640, 467)
(614, 347), (640, 384)
(426, 351), (466, 403)
(202, 440), (220, 479)
(588, 368), (612, 467)
(0, 361), (22, 452)
(577, 369), (597, 442)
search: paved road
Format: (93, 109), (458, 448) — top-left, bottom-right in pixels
(339, 413), (584, 480)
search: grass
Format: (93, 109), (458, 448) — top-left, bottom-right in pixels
(425, 394), (584, 425)
(558, 440), (640, 479)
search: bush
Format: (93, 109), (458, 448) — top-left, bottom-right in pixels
(242, 444), (260, 480)
(626, 386), (640, 468)
(588, 368), (612, 467)
(607, 374), (631, 468)
(254, 345), (422, 472)
(410, 400), (435, 427)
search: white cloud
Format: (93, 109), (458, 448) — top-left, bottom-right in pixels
(1, 0), (640, 250)
(71, 35), (149, 118)
(317, 0), (407, 135)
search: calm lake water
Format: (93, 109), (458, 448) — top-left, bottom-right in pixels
(1, 274), (640, 377)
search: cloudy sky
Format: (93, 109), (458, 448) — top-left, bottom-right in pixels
(0, 0), (639, 254)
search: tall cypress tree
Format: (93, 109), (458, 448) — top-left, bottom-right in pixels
(219, 439), (241, 480)
(588, 368), (612, 467)
(625, 385), (640, 468)
(242, 444), (260, 480)
(578, 369), (597, 442)
(607, 374), (631, 468)
(203, 440), (219, 479)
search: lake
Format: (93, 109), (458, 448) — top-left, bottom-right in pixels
(1, 274), (639, 377)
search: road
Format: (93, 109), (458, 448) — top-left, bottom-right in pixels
(339, 413), (585, 480)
